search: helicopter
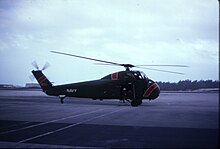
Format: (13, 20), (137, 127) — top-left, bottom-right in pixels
(32, 51), (187, 107)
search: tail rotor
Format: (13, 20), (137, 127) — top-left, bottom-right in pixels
(42, 62), (50, 71)
(32, 61), (50, 71)
(32, 61), (39, 70)
(30, 61), (53, 92)
(30, 61), (50, 82)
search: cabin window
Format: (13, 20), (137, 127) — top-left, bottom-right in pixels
(126, 72), (135, 79)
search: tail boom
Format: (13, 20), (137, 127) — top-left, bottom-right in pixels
(32, 70), (53, 93)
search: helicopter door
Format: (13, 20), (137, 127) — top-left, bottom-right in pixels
(120, 82), (135, 102)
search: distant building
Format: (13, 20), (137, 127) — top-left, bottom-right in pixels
(0, 84), (14, 88)
(25, 83), (40, 88)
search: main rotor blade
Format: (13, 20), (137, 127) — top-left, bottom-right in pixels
(138, 67), (185, 75)
(51, 51), (187, 74)
(94, 63), (116, 66)
(51, 51), (121, 66)
(136, 65), (189, 67)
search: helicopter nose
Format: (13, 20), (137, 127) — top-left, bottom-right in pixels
(143, 82), (160, 99)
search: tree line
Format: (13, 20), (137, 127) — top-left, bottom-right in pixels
(156, 80), (219, 91)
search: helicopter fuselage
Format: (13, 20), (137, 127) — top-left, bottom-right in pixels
(33, 70), (160, 106)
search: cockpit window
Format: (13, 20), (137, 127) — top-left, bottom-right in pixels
(140, 71), (148, 79)
(125, 71), (148, 80)
(132, 71), (144, 80)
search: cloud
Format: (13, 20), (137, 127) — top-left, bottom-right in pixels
(0, 0), (218, 85)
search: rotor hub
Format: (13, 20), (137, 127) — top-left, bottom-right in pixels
(121, 64), (135, 71)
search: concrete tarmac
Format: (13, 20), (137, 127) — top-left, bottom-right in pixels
(0, 89), (219, 148)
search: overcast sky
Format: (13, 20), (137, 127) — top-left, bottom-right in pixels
(0, 0), (219, 86)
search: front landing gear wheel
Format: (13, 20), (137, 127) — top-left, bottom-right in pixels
(131, 100), (142, 107)
(131, 101), (138, 107)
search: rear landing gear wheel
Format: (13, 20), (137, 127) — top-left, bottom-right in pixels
(60, 98), (64, 104)
(59, 95), (66, 104)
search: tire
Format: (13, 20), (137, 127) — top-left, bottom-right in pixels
(131, 100), (142, 107)
(131, 100), (139, 107)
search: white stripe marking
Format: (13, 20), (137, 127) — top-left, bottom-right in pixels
(0, 121), (31, 131)
(0, 108), (105, 135)
(18, 108), (126, 143)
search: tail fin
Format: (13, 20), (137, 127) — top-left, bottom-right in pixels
(32, 70), (52, 92)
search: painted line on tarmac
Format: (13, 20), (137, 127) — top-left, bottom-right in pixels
(0, 141), (97, 148)
(0, 121), (32, 132)
(0, 108), (106, 135)
(18, 107), (127, 143)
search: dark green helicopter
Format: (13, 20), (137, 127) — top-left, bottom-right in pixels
(32, 51), (187, 107)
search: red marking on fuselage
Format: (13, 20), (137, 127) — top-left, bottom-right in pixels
(38, 75), (46, 84)
(111, 72), (118, 80)
(143, 83), (158, 97)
